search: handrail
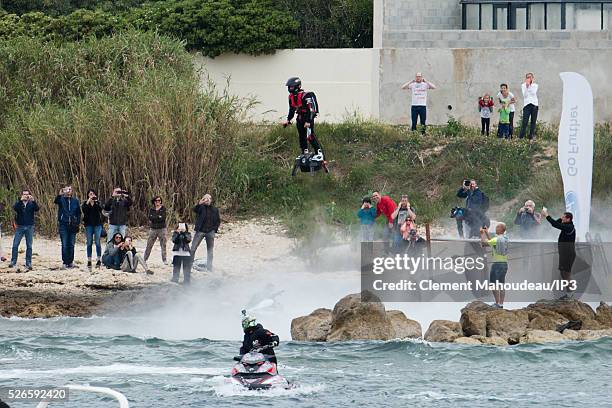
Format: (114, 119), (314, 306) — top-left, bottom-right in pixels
(35, 385), (129, 408)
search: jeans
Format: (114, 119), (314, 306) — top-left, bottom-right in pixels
(498, 123), (510, 139)
(59, 223), (77, 266)
(11, 225), (34, 267)
(191, 231), (215, 271)
(172, 256), (193, 284)
(85, 225), (102, 259)
(360, 224), (374, 242)
(144, 228), (167, 262)
(520, 104), (538, 139)
(411, 105), (427, 133)
(107, 224), (127, 242)
(497, 112), (515, 138)
(102, 251), (122, 270)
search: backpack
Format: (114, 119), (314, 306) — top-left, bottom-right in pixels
(303, 91), (319, 117)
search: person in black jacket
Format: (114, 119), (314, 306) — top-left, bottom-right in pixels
(54, 185), (81, 269)
(514, 200), (542, 239)
(191, 194), (220, 272)
(542, 207), (576, 299)
(10, 189), (40, 270)
(240, 312), (280, 364)
(82, 189), (104, 268)
(104, 186), (132, 242)
(171, 222), (192, 284)
(144, 196), (168, 264)
(456, 179), (489, 237)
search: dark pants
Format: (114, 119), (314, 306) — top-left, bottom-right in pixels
(191, 231), (215, 272)
(59, 223), (77, 266)
(11, 225), (34, 267)
(411, 105), (427, 133)
(498, 123), (510, 139)
(498, 112), (515, 138)
(481, 118), (490, 136)
(296, 119), (322, 154)
(172, 255), (193, 284)
(519, 104), (538, 139)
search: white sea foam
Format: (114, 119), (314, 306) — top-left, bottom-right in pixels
(0, 364), (224, 379)
(208, 376), (325, 398)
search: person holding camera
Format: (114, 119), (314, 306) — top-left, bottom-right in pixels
(104, 187), (133, 242)
(191, 194), (220, 272)
(480, 223), (509, 309)
(456, 179), (489, 238)
(541, 207), (576, 299)
(514, 200), (541, 239)
(118, 236), (153, 274)
(54, 185), (81, 269)
(9, 189), (40, 270)
(391, 195), (417, 249)
(171, 222), (192, 284)
(357, 196), (377, 242)
(82, 189), (104, 268)
(102, 232), (124, 270)
(144, 196), (168, 264)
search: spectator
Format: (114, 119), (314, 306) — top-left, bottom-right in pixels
(104, 187), (132, 242)
(372, 191), (397, 248)
(10, 190), (39, 270)
(102, 232), (124, 270)
(514, 200), (541, 238)
(498, 99), (511, 139)
(144, 196), (168, 264)
(357, 196), (377, 242)
(401, 72), (437, 134)
(0, 204), (6, 262)
(54, 185), (81, 269)
(478, 93), (494, 136)
(119, 236), (153, 274)
(191, 194), (220, 272)
(171, 222), (192, 284)
(82, 189), (104, 268)
(541, 207), (576, 299)
(519, 73), (539, 140)
(497, 83), (516, 137)
(391, 195), (417, 248)
(456, 179), (489, 238)
(480, 223), (509, 309)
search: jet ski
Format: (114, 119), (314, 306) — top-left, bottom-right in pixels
(230, 349), (292, 390)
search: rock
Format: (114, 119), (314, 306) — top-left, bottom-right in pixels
(326, 291), (394, 341)
(290, 308), (332, 341)
(460, 301), (492, 336)
(424, 320), (463, 342)
(481, 336), (508, 346)
(486, 310), (529, 344)
(595, 302), (612, 328)
(519, 329), (568, 344)
(454, 336), (481, 345)
(527, 299), (599, 328)
(386, 310), (422, 339)
(563, 328), (612, 341)
(527, 309), (567, 331)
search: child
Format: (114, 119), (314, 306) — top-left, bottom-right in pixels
(478, 94), (494, 136)
(357, 197), (377, 242)
(171, 222), (192, 284)
(498, 99), (511, 139)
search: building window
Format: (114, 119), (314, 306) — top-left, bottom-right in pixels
(530, 3), (546, 29)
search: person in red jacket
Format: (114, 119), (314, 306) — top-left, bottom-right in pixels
(372, 191), (397, 248)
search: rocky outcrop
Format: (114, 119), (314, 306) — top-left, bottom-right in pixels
(595, 302), (612, 328)
(519, 329), (567, 344)
(424, 320), (463, 342)
(291, 291), (422, 341)
(290, 308), (332, 341)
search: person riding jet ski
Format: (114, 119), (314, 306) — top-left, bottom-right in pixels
(281, 77), (324, 162)
(240, 311), (280, 364)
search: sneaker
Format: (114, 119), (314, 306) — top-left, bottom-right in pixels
(146, 270), (154, 275)
(25, 265), (33, 271)
(312, 150), (324, 161)
(87, 260), (92, 267)
(61, 264), (68, 270)
(8, 263), (15, 268)
(96, 260), (101, 268)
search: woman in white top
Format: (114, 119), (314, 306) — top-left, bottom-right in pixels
(519, 72), (539, 140)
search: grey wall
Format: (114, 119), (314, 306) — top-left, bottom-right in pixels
(383, 0), (461, 32)
(379, 47), (612, 125)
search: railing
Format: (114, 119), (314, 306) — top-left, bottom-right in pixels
(35, 385), (129, 408)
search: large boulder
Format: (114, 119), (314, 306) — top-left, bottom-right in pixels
(526, 309), (567, 331)
(387, 310), (422, 339)
(424, 320), (463, 342)
(290, 308), (332, 341)
(527, 299), (601, 329)
(519, 329), (567, 344)
(563, 328), (612, 341)
(486, 310), (529, 344)
(326, 291), (394, 341)
(460, 301), (494, 336)
(454, 336), (481, 345)
(595, 302), (612, 328)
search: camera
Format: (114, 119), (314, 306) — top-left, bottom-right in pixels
(119, 190), (129, 195)
(463, 179), (470, 187)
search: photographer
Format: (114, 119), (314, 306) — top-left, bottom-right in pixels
(171, 222), (192, 284)
(10, 189), (40, 270)
(144, 196), (168, 264)
(119, 236), (153, 275)
(191, 194), (220, 272)
(357, 197), (377, 242)
(82, 189), (104, 268)
(514, 200), (541, 239)
(102, 232), (124, 269)
(480, 223), (509, 309)
(541, 207), (576, 299)
(391, 195), (417, 249)
(456, 179), (489, 238)
(54, 185), (81, 269)
(104, 186), (133, 242)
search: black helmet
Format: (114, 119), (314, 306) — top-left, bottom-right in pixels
(286, 77), (302, 94)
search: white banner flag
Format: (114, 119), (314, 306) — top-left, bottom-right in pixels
(558, 72), (594, 241)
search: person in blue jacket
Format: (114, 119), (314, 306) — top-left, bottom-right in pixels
(357, 196), (378, 242)
(54, 185), (82, 269)
(10, 189), (40, 270)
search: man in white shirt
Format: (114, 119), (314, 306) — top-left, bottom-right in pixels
(496, 83), (516, 138)
(401, 72), (436, 134)
(519, 72), (539, 139)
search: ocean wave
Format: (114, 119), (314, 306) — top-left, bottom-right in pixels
(208, 375), (325, 398)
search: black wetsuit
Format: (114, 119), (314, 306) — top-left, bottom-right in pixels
(287, 91), (322, 154)
(546, 216), (576, 273)
(240, 323), (280, 364)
